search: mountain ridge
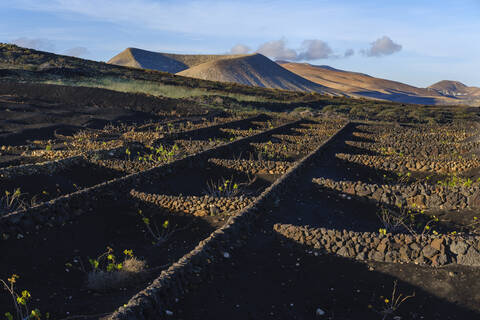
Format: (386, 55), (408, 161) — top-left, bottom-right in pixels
(107, 47), (480, 106)
(108, 47), (250, 73)
(278, 61), (480, 106)
(177, 53), (343, 95)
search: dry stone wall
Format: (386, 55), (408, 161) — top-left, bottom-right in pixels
(108, 121), (351, 320)
(130, 190), (254, 217)
(207, 158), (291, 175)
(336, 153), (480, 174)
(273, 223), (480, 267)
(0, 155), (84, 179)
(0, 119), (302, 240)
(313, 177), (480, 211)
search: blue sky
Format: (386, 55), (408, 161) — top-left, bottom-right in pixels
(1, 0), (479, 87)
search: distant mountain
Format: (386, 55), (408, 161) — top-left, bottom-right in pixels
(277, 61), (447, 105)
(177, 54), (342, 95)
(108, 47), (247, 73)
(109, 49), (342, 95)
(428, 80), (480, 97)
(278, 61), (480, 106)
(108, 48), (480, 106)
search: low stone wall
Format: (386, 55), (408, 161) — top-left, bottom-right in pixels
(28, 141), (124, 160)
(92, 159), (156, 174)
(336, 153), (480, 174)
(313, 177), (480, 211)
(0, 155), (84, 179)
(0, 119), (302, 241)
(344, 140), (472, 161)
(250, 141), (317, 159)
(174, 139), (224, 154)
(271, 134), (315, 143)
(152, 114), (268, 144)
(121, 131), (163, 144)
(108, 121), (350, 320)
(273, 223), (480, 267)
(207, 158), (291, 175)
(220, 128), (262, 137)
(130, 190), (254, 217)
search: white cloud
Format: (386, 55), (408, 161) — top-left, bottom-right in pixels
(344, 48), (354, 57)
(256, 39), (298, 60)
(10, 37), (55, 52)
(298, 40), (334, 60)
(363, 36), (402, 57)
(64, 46), (90, 57)
(254, 39), (343, 61)
(4, 0), (353, 39)
(229, 44), (250, 54)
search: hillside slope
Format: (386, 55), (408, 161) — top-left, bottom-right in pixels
(279, 61), (480, 106)
(428, 80), (480, 97)
(177, 54), (343, 95)
(1, 44), (332, 102)
(108, 47), (247, 73)
(278, 61), (451, 105)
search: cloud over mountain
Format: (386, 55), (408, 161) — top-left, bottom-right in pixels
(363, 36), (402, 57)
(64, 46), (90, 57)
(230, 39), (346, 61)
(229, 44), (251, 54)
(344, 48), (354, 57)
(10, 37), (55, 52)
(256, 39), (298, 60)
(297, 40), (335, 60)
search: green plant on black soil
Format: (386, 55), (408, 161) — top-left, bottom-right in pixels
(377, 205), (439, 236)
(152, 144), (179, 163)
(86, 248), (146, 292)
(436, 174), (476, 188)
(132, 144), (179, 164)
(138, 210), (173, 246)
(379, 147), (404, 157)
(88, 246), (123, 273)
(396, 172), (413, 184)
(374, 280), (415, 320)
(208, 136), (236, 144)
(257, 141), (279, 160)
(205, 177), (240, 197)
(1, 188), (26, 216)
(167, 122), (174, 133)
(1, 274), (46, 320)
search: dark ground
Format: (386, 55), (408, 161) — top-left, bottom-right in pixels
(173, 124), (480, 320)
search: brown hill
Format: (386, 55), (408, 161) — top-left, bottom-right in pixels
(277, 62), (452, 105)
(107, 47), (479, 106)
(108, 47), (246, 73)
(278, 62), (480, 106)
(177, 54), (342, 95)
(108, 48), (342, 95)
(428, 80), (480, 97)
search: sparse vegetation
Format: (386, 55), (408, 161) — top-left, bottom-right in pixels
(0, 188), (25, 216)
(205, 177), (240, 198)
(1, 274), (44, 320)
(86, 247), (146, 292)
(137, 209), (173, 246)
(1, 42), (480, 319)
(377, 205), (438, 236)
(378, 281), (415, 320)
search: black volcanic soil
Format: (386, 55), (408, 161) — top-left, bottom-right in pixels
(173, 124), (480, 320)
(0, 82), (212, 146)
(0, 199), (227, 319)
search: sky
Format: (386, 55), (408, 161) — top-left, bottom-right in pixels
(0, 0), (479, 87)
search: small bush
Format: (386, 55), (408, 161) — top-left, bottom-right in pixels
(86, 249), (146, 292)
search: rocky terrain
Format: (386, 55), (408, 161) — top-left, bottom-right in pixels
(1, 45), (480, 320)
